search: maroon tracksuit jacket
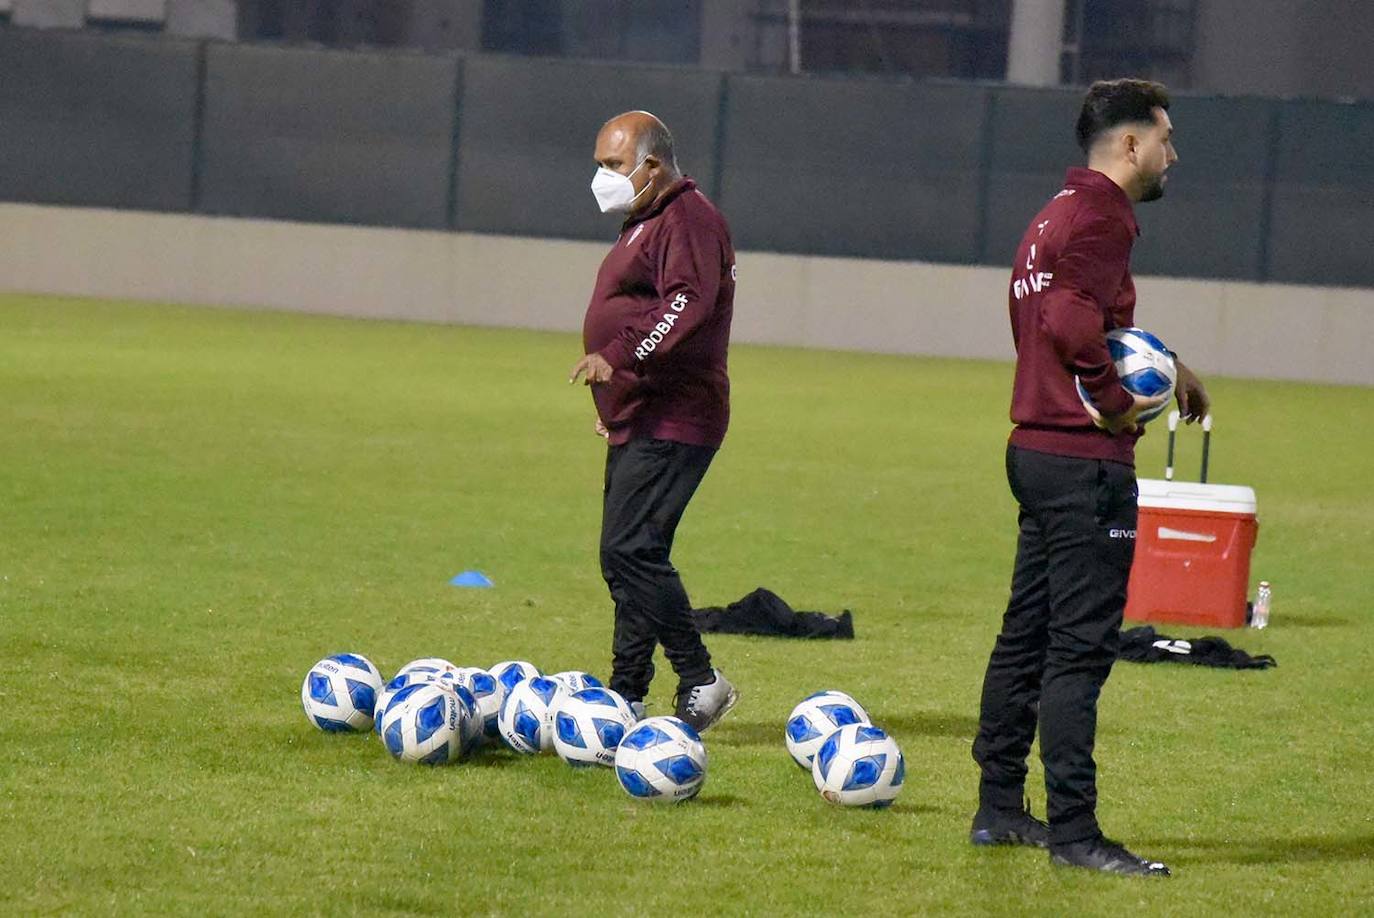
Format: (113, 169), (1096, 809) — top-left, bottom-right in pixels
(582, 178), (735, 448)
(1007, 167), (1143, 466)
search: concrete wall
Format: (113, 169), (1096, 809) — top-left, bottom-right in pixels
(1, 202), (1370, 386)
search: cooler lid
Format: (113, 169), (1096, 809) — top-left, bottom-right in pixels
(1137, 478), (1256, 514)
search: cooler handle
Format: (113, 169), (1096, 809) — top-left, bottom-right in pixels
(1201, 413), (1213, 483)
(1164, 410), (1214, 483)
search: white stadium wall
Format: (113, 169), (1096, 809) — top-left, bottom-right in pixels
(2, 202), (1371, 387)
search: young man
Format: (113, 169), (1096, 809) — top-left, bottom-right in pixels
(969, 79), (1210, 877)
(570, 111), (738, 731)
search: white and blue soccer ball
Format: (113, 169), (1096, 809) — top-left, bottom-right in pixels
(449, 684), (485, 755)
(301, 653), (383, 732)
(614, 716), (708, 803)
(1076, 326), (1177, 425)
(550, 670), (604, 693)
(489, 660), (542, 696)
(374, 675), (407, 736)
(497, 675), (567, 754)
(396, 658), (461, 685)
(785, 690), (872, 769)
(379, 682), (479, 765)
(453, 666), (504, 742)
(373, 662), (453, 736)
(811, 723), (905, 808)
(552, 687), (637, 768)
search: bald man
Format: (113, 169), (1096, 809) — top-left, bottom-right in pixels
(569, 111), (738, 731)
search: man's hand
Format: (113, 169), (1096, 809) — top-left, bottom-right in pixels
(594, 416), (609, 439)
(1083, 391), (1169, 435)
(1175, 361), (1210, 423)
(569, 353), (613, 386)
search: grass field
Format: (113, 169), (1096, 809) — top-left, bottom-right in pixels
(2, 293), (1372, 915)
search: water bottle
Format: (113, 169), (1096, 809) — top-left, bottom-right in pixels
(1250, 581), (1271, 629)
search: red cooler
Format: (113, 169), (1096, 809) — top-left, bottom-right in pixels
(1124, 415), (1259, 629)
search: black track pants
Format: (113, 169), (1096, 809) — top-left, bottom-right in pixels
(972, 444), (1139, 846)
(601, 438), (716, 702)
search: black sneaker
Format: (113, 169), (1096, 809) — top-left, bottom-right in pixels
(1050, 836), (1171, 877)
(969, 803), (1050, 848)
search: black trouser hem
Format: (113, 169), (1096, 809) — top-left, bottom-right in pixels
(600, 437), (716, 701)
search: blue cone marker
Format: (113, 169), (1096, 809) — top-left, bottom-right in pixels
(450, 570), (494, 588)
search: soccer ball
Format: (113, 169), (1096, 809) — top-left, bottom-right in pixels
(374, 673), (409, 735)
(449, 684), (485, 755)
(497, 675), (567, 754)
(373, 669), (452, 735)
(811, 723), (905, 808)
(396, 658), (461, 684)
(453, 667), (504, 741)
(552, 687), (637, 768)
(379, 682), (479, 765)
(489, 660), (542, 696)
(301, 653), (383, 732)
(378, 682), (478, 764)
(1076, 327), (1177, 425)
(614, 716), (708, 803)
(550, 670), (604, 693)
(785, 690), (872, 769)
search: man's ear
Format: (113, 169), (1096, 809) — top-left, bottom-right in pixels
(1121, 129), (1140, 165)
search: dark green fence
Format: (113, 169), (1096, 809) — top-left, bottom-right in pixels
(2, 26), (1370, 287)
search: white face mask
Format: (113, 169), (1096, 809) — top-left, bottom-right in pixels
(590, 157), (651, 214)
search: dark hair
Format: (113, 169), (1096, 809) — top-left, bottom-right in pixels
(635, 119), (679, 171)
(1075, 79), (1170, 153)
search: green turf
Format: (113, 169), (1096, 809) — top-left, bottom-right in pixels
(1, 293), (1371, 915)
